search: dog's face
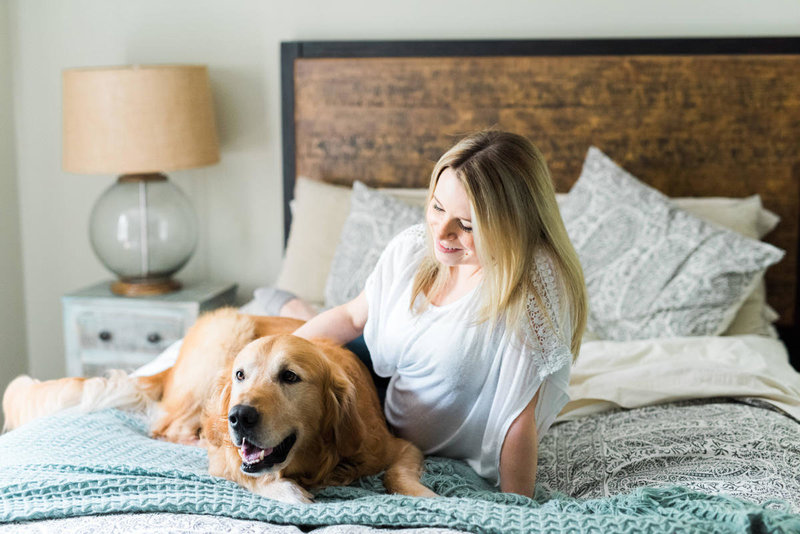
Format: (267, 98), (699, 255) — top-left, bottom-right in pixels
(222, 334), (359, 478)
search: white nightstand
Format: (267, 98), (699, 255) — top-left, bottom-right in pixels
(62, 280), (237, 377)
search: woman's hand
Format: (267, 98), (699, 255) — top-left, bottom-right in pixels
(498, 391), (539, 497)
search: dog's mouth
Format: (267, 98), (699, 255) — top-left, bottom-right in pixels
(238, 433), (297, 474)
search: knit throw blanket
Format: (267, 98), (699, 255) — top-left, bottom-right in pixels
(0, 409), (797, 533)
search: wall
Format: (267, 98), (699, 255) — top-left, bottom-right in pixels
(7, 0), (800, 379)
(0, 0), (28, 427)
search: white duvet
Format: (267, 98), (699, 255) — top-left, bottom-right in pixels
(559, 335), (800, 421)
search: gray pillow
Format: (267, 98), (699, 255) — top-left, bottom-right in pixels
(560, 147), (784, 341)
(324, 181), (425, 308)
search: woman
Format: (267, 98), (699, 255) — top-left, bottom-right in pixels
(291, 130), (587, 496)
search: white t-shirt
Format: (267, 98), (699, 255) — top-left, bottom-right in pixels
(363, 224), (573, 486)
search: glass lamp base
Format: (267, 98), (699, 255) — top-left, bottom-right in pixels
(90, 173), (198, 294)
(111, 278), (182, 296)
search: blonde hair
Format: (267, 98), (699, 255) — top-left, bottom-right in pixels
(410, 130), (587, 357)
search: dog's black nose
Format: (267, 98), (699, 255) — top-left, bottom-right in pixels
(228, 404), (259, 430)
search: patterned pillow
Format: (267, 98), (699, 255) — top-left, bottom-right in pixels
(324, 181), (425, 307)
(560, 147), (784, 341)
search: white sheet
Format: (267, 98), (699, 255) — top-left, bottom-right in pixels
(559, 335), (800, 421)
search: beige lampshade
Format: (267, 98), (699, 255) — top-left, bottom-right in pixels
(63, 65), (220, 174)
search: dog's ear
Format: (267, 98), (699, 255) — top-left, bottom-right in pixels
(324, 365), (365, 459)
(201, 369), (232, 447)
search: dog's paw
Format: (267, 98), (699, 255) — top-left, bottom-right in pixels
(416, 487), (439, 498)
(256, 477), (314, 504)
(396, 483), (438, 498)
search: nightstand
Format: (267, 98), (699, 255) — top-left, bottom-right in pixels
(62, 281), (237, 377)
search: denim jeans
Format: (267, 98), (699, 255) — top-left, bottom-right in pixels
(344, 335), (389, 407)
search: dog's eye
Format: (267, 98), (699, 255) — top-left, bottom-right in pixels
(235, 369), (245, 381)
(280, 370), (300, 384)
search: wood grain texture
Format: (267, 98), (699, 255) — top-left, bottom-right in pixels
(293, 54), (800, 325)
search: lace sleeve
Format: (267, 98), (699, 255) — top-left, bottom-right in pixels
(525, 251), (573, 381)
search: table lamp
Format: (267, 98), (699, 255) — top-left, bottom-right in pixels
(62, 65), (220, 296)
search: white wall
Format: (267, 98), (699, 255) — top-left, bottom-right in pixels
(0, 0), (28, 427)
(7, 0), (800, 380)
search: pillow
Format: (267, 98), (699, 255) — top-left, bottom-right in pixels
(276, 177), (427, 306)
(672, 196), (779, 240)
(324, 181), (425, 307)
(555, 193), (780, 336)
(276, 178), (353, 305)
(556, 193), (779, 241)
(378, 187), (428, 208)
(560, 147), (784, 341)
(671, 196), (780, 337)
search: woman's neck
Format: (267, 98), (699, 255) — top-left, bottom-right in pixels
(429, 265), (483, 306)
(451, 264), (482, 285)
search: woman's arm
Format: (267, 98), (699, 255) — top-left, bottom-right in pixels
(498, 391), (539, 497)
(292, 290), (369, 345)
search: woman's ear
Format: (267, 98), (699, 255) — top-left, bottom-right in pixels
(324, 366), (365, 459)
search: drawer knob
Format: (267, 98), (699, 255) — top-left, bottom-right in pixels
(98, 331), (112, 342)
(147, 333), (162, 344)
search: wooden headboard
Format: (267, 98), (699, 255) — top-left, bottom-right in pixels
(281, 38), (800, 354)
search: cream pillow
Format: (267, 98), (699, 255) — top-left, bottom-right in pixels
(276, 177), (426, 305)
(275, 178), (352, 305)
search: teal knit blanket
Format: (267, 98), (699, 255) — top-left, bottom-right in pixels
(0, 409), (797, 533)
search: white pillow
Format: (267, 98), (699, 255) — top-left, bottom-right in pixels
(560, 147), (784, 341)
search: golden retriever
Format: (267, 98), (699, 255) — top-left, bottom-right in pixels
(2, 308), (435, 503)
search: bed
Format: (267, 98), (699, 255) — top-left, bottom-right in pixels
(2, 37), (800, 533)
